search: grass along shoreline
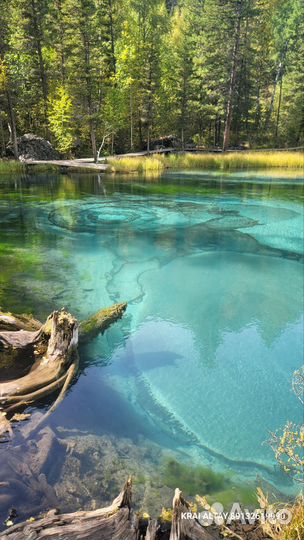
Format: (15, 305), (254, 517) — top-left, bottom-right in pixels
(0, 160), (25, 174)
(0, 150), (303, 175)
(107, 151), (304, 173)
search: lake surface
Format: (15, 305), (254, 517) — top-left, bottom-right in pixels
(0, 169), (303, 518)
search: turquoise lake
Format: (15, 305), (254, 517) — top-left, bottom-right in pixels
(0, 170), (303, 516)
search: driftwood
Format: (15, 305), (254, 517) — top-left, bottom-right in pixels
(0, 478), (138, 540)
(0, 475), (269, 540)
(0, 312), (42, 332)
(169, 489), (220, 540)
(146, 519), (160, 539)
(0, 303), (127, 434)
(0, 480), (218, 540)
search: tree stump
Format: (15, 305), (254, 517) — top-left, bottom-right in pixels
(0, 303), (127, 435)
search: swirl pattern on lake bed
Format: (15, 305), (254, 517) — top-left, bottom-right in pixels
(44, 196), (299, 234)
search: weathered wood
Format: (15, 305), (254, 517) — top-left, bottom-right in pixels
(0, 310), (78, 406)
(0, 312), (42, 332)
(79, 302), (127, 344)
(0, 303), (127, 429)
(169, 489), (220, 540)
(0, 472), (269, 540)
(146, 519), (160, 540)
(25, 159), (109, 172)
(0, 479), (138, 540)
(0, 412), (13, 437)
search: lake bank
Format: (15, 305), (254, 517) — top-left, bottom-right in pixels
(107, 150), (304, 173)
(0, 150), (303, 176)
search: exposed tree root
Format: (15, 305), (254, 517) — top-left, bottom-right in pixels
(0, 303), (127, 435)
(23, 354), (80, 438)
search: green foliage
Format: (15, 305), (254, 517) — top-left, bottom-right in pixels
(269, 422), (304, 483)
(0, 160), (24, 174)
(0, 0), (303, 154)
(48, 86), (75, 154)
(269, 368), (304, 485)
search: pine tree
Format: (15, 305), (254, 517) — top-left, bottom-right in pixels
(116, 0), (168, 150)
(0, 1), (18, 157)
(10, 0), (49, 131)
(159, 2), (193, 146)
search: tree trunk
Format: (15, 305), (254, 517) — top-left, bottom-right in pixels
(0, 303), (127, 429)
(147, 125), (150, 154)
(130, 90), (134, 150)
(265, 55), (286, 131)
(108, 0), (116, 75)
(169, 488), (220, 540)
(31, 0), (48, 125)
(145, 519), (160, 540)
(91, 124), (97, 163)
(79, 303), (126, 344)
(275, 75), (283, 141)
(0, 115), (5, 156)
(80, 10), (98, 163)
(6, 89), (18, 159)
(54, 0), (66, 83)
(223, 1), (242, 151)
(0, 477), (265, 539)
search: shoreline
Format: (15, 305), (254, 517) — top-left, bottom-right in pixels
(0, 150), (303, 176)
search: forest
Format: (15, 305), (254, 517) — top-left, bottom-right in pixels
(0, 0), (303, 160)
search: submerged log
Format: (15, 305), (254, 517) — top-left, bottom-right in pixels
(0, 475), (266, 540)
(0, 483), (227, 540)
(0, 478), (138, 540)
(79, 302), (127, 344)
(0, 303), (127, 432)
(0, 312), (42, 332)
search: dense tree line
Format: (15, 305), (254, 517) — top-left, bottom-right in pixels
(0, 0), (303, 158)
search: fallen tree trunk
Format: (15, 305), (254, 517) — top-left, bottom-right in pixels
(79, 303), (127, 344)
(1, 481), (261, 540)
(0, 312), (42, 332)
(0, 303), (127, 433)
(0, 472), (269, 540)
(0, 478), (138, 540)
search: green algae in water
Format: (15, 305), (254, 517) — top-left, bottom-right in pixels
(160, 459), (257, 508)
(162, 459), (229, 495)
(205, 485), (258, 508)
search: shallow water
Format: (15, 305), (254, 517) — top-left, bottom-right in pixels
(0, 170), (303, 516)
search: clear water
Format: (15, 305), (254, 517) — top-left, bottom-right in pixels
(0, 170), (303, 512)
